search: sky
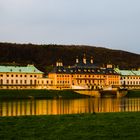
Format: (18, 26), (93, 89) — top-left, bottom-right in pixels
(0, 0), (140, 54)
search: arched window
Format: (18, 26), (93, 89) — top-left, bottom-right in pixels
(30, 80), (32, 85)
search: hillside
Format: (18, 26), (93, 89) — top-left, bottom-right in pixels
(0, 42), (140, 73)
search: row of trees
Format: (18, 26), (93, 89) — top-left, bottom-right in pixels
(0, 42), (140, 73)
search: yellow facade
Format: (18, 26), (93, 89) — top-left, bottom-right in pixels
(48, 72), (120, 90)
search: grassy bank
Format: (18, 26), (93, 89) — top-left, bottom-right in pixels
(126, 90), (140, 97)
(1, 112), (140, 140)
(0, 90), (89, 100)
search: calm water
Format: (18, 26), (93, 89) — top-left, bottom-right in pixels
(0, 98), (140, 117)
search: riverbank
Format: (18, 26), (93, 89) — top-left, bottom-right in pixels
(126, 90), (140, 97)
(0, 89), (89, 100)
(0, 89), (140, 100)
(0, 112), (140, 140)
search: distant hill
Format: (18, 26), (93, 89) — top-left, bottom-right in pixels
(0, 42), (140, 73)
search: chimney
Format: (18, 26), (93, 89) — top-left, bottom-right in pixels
(56, 61), (60, 67)
(83, 54), (86, 64)
(60, 61), (63, 66)
(90, 56), (94, 64)
(107, 64), (113, 68)
(56, 59), (63, 67)
(76, 56), (79, 63)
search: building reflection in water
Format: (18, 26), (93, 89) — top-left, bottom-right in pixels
(0, 98), (140, 117)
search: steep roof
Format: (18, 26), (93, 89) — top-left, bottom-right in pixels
(0, 65), (43, 74)
(50, 66), (118, 75)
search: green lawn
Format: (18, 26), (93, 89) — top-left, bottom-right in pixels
(126, 90), (140, 97)
(0, 89), (89, 100)
(0, 112), (140, 140)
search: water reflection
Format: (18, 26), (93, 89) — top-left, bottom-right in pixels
(0, 98), (140, 117)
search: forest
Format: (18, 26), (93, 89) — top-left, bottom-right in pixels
(0, 42), (140, 73)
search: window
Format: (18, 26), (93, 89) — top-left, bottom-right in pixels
(34, 75), (37, 77)
(20, 80), (22, 84)
(16, 80), (18, 84)
(11, 80), (14, 84)
(7, 75), (9, 77)
(30, 80), (32, 85)
(11, 75), (13, 77)
(34, 80), (37, 85)
(25, 75), (27, 77)
(16, 75), (18, 77)
(84, 69), (87, 72)
(25, 80), (27, 84)
(20, 75), (22, 77)
(30, 75), (32, 77)
(0, 79), (3, 85)
(7, 80), (9, 84)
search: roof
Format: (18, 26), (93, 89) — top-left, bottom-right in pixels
(74, 62), (98, 68)
(0, 65), (43, 74)
(132, 70), (140, 75)
(114, 68), (140, 76)
(50, 66), (119, 75)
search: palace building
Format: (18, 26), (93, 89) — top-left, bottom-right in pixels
(1, 55), (139, 90)
(48, 55), (120, 90)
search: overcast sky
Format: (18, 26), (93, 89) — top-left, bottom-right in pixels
(0, 0), (140, 54)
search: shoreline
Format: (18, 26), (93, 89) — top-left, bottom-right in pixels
(0, 89), (90, 100)
(0, 89), (140, 100)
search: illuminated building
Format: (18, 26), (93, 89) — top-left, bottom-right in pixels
(48, 55), (120, 90)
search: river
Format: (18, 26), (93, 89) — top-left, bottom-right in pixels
(0, 97), (140, 117)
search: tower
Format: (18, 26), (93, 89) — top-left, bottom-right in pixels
(83, 54), (86, 64)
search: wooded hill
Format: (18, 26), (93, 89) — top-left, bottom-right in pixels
(0, 42), (140, 73)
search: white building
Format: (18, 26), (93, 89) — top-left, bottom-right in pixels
(115, 68), (140, 89)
